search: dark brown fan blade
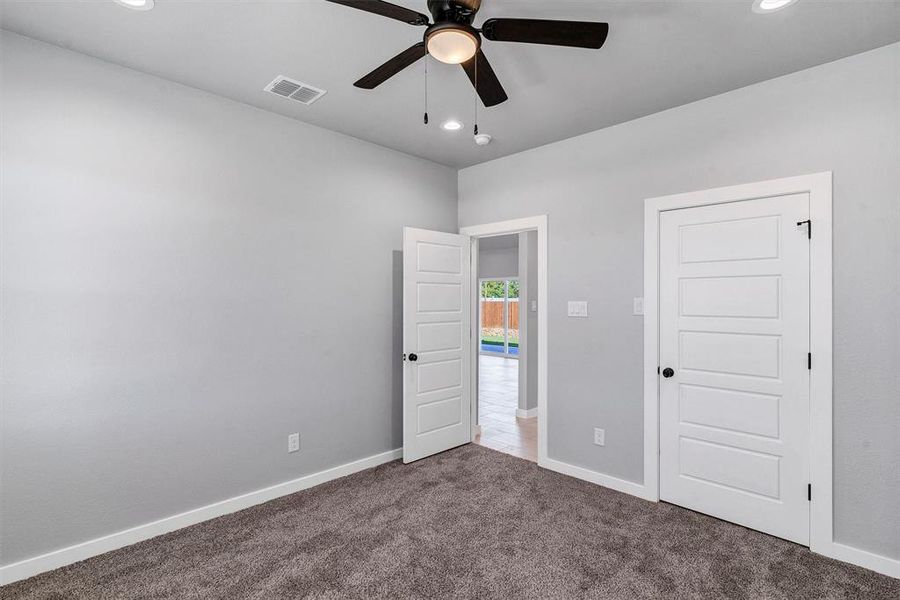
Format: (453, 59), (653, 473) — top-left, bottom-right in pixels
(481, 18), (609, 49)
(461, 49), (508, 107)
(354, 43), (428, 89)
(325, 0), (429, 26)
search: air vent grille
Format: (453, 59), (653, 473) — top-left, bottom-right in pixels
(264, 76), (326, 106)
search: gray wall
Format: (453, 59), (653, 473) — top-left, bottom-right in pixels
(477, 246), (518, 279)
(522, 232), (538, 412)
(0, 32), (458, 566)
(459, 43), (900, 560)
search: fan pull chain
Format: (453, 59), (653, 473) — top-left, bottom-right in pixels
(423, 57), (429, 125)
(473, 54), (479, 136)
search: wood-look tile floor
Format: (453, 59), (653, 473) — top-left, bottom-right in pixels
(473, 355), (537, 462)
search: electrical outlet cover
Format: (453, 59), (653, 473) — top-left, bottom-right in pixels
(567, 301), (588, 318)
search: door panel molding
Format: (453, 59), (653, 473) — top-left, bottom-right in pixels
(644, 173), (833, 554)
(659, 193), (811, 544)
(403, 227), (471, 463)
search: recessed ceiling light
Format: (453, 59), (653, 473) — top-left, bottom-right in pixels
(752, 0), (798, 13)
(441, 120), (464, 132)
(114, 0), (154, 11)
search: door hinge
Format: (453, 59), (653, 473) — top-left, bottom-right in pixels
(808, 353), (812, 370)
(657, 366), (660, 374)
(797, 219), (812, 239)
(808, 483), (812, 501)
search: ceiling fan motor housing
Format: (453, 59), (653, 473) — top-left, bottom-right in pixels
(427, 0), (481, 24)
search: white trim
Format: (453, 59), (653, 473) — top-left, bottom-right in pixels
(479, 351), (519, 360)
(0, 448), (402, 586)
(470, 238), (481, 440)
(517, 233), (529, 415)
(516, 407), (538, 419)
(644, 173), (835, 550)
(461, 216), (549, 466)
(542, 458), (655, 501)
(820, 543), (900, 580)
(807, 176), (834, 554)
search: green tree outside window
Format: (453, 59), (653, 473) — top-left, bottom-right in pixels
(481, 279), (519, 298)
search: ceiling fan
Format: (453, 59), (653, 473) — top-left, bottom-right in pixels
(325, 0), (609, 107)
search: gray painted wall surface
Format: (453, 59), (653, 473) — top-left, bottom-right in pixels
(0, 32), (458, 565)
(478, 247), (518, 280)
(459, 43), (900, 559)
(523, 232), (538, 412)
(515, 233), (529, 412)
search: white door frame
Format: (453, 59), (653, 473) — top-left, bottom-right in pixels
(643, 172), (833, 553)
(461, 215), (549, 466)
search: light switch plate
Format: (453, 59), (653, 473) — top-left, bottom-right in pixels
(530, 300), (537, 312)
(567, 301), (588, 318)
(633, 297), (644, 316)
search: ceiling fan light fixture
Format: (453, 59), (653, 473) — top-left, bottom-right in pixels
(752, 0), (798, 13)
(426, 25), (479, 65)
(114, 0), (154, 11)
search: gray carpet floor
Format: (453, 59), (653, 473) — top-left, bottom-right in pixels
(4, 444), (898, 599)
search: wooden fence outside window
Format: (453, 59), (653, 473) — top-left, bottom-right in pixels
(480, 298), (519, 330)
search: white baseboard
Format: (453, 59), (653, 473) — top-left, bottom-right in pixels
(0, 448), (402, 586)
(5, 448), (896, 586)
(817, 541), (900, 579)
(540, 457), (656, 502)
(541, 459), (899, 580)
(516, 407), (538, 419)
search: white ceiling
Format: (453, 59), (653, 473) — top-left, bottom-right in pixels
(2, 1), (898, 168)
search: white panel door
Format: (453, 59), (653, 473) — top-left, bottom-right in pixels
(403, 228), (471, 463)
(659, 194), (810, 544)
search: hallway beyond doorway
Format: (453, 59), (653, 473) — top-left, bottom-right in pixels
(474, 355), (536, 462)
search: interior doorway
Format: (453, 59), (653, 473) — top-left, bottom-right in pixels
(470, 232), (536, 462)
(401, 216), (546, 468)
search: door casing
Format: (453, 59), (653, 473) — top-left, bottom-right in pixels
(461, 216), (549, 466)
(643, 172), (833, 553)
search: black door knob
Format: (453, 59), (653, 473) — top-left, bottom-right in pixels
(408, 353), (418, 362)
(662, 367), (675, 378)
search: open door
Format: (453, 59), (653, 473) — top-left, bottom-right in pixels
(403, 227), (471, 463)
